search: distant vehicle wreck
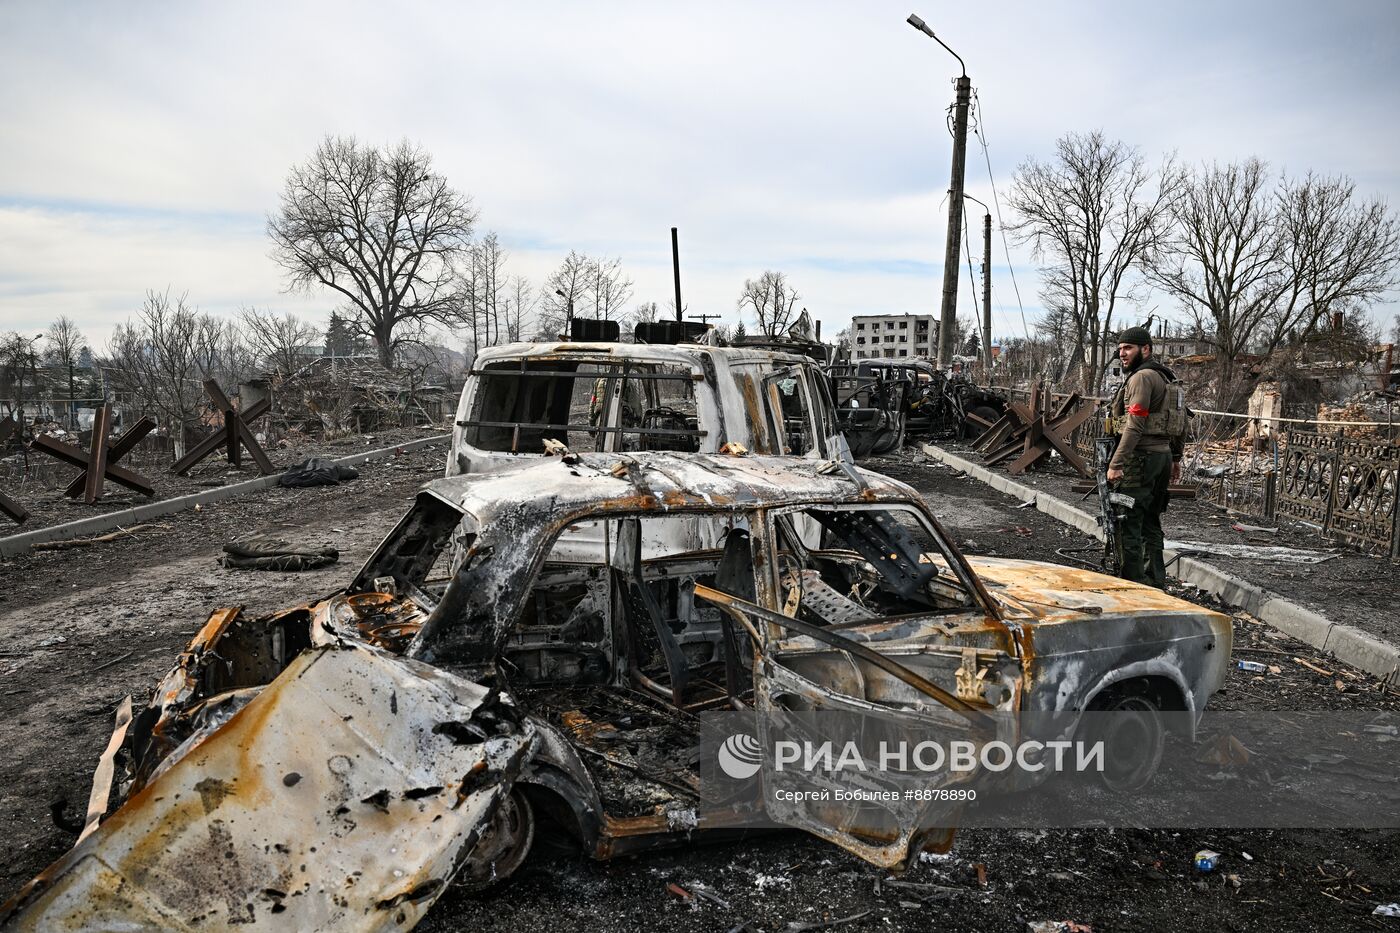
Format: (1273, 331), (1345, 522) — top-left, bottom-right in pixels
(2, 452), (1231, 930)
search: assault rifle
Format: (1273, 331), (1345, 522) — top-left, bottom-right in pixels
(1094, 436), (1136, 575)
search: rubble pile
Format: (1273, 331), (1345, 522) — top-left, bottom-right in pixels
(1316, 389), (1398, 436)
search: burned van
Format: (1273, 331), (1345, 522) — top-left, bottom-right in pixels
(449, 342), (839, 476)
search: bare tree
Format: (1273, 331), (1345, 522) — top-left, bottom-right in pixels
(539, 250), (591, 336)
(240, 308), (322, 376)
(1274, 172), (1400, 347)
(268, 136), (478, 368)
(0, 332), (42, 423)
(1145, 159), (1284, 392)
(462, 232), (508, 352)
(586, 256), (633, 322)
(194, 315), (257, 389)
(45, 316), (85, 428)
(1008, 132), (1181, 387)
(505, 275), (534, 342)
(631, 301), (659, 325)
(104, 291), (207, 457)
(737, 270), (801, 337)
(1148, 163), (1400, 395)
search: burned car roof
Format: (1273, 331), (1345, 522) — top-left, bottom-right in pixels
(422, 451), (915, 520)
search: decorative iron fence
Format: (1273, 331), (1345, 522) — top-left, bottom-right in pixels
(1277, 430), (1400, 555)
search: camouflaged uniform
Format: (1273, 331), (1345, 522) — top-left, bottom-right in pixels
(1107, 359), (1186, 588)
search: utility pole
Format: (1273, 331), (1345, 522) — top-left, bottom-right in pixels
(937, 74), (972, 370)
(671, 227), (684, 323)
(981, 210), (993, 371)
(907, 14), (970, 371)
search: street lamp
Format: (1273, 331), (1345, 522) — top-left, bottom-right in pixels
(907, 12), (972, 370)
(905, 13), (965, 76)
(555, 289), (573, 324)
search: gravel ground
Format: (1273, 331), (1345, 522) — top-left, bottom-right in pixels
(2, 447), (1397, 931)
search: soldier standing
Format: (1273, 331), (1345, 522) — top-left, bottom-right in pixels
(1105, 326), (1187, 587)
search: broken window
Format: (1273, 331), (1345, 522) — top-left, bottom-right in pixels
(769, 503), (977, 627)
(764, 370), (815, 456)
(493, 512), (756, 712)
(459, 358), (705, 454)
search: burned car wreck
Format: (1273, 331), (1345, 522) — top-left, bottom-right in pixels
(2, 452), (1232, 930)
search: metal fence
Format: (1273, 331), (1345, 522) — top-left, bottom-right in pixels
(998, 384), (1400, 559)
(1276, 430), (1400, 555)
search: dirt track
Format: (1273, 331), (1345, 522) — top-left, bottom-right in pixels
(2, 446), (1397, 931)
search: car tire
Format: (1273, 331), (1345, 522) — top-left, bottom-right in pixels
(1083, 691), (1165, 793)
(456, 787), (536, 890)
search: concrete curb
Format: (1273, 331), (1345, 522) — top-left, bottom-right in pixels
(922, 442), (1400, 684)
(0, 434), (450, 559)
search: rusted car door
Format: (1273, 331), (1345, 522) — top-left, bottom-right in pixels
(696, 504), (1019, 869)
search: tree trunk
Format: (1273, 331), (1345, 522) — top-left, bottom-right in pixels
(375, 324), (395, 369)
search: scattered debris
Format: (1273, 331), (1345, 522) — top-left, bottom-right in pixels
(1231, 522), (1278, 535)
(1026, 922), (1093, 933)
(1374, 903), (1400, 917)
(277, 457), (361, 488)
(1165, 541), (1340, 563)
(1195, 849), (1221, 872)
(787, 909), (872, 931)
(90, 651), (134, 673)
(31, 523), (159, 551)
(219, 532), (339, 571)
(1294, 657), (1336, 678)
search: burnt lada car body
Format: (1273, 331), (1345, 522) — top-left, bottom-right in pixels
(3, 453), (1231, 930)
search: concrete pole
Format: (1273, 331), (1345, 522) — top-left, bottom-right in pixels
(981, 211), (993, 371)
(671, 227), (684, 323)
(937, 75), (972, 370)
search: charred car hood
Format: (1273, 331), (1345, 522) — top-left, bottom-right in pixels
(1, 644), (535, 931)
(965, 556), (1223, 623)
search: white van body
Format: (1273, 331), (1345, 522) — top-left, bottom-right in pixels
(449, 341), (837, 473)
(449, 341), (838, 560)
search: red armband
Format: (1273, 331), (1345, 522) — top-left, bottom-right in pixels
(1126, 403), (1149, 417)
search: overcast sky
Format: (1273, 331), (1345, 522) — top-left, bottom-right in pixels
(2, 0), (1397, 350)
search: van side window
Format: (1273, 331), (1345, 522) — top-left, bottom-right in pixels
(462, 360), (703, 454)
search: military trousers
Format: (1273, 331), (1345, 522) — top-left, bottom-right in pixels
(1114, 450), (1173, 588)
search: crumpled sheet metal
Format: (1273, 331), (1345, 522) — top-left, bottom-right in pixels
(2, 645), (532, 932)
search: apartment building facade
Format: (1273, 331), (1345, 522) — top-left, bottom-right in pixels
(849, 313), (936, 360)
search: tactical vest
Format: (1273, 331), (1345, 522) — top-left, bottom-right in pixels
(1105, 364), (1188, 439)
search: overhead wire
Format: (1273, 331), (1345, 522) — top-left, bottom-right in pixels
(971, 88), (1031, 342)
(961, 204), (988, 359)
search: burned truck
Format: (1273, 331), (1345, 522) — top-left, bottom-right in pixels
(2, 452), (1232, 930)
